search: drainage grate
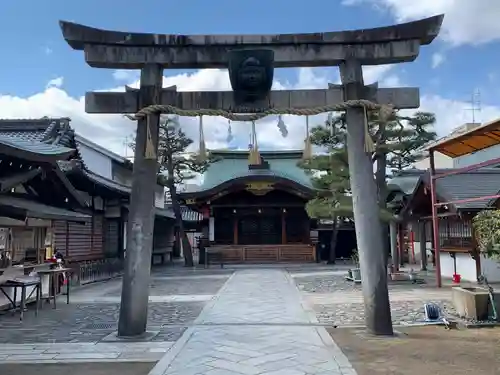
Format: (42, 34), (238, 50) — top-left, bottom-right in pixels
(82, 323), (116, 330)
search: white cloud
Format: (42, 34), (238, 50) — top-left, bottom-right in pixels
(112, 70), (140, 82)
(44, 47), (53, 55)
(431, 53), (445, 68)
(1, 67), (497, 159)
(46, 77), (64, 89)
(343, 0), (500, 46)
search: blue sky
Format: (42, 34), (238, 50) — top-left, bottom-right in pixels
(1, 0), (500, 154)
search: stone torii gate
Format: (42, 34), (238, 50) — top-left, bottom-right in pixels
(59, 14), (443, 337)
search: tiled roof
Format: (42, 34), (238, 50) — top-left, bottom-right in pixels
(0, 136), (75, 158)
(83, 170), (131, 195)
(390, 168), (500, 210)
(194, 150), (312, 193)
(0, 195), (90, 222)
(0, 118), (74, 147)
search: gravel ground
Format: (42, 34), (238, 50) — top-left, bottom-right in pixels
(294, 274), (434, 294)
(294, 273), (457, 325)
(330, 326), (500, 375)
(315, 300), (457, 326)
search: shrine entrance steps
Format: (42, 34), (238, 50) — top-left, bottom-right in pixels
(209, 244), (316, 263)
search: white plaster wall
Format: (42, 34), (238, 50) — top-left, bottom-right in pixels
(439, 253), (477, 282)
(435, 253), (500, 283)
(453, 144), (500, 168)
(479, 255), (500, 282)
(413, 152), (453, 169)
(411, 240), (433, 263)
(78, 143), (113, 179)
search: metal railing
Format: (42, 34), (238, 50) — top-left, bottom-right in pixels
(68, 258), (124, 286)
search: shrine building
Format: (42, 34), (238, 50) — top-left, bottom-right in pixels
(178, 150), (318, 263)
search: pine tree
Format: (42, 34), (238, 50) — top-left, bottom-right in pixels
(385, 112), (437, 173)
(301, 110), (437, 263)
(301, 122), (351, 263)
(132, 116), (213, 267)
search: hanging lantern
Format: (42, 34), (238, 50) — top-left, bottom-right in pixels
(302, 116), (312, 161)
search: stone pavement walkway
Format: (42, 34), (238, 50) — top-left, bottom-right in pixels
(0, 269), (230, 363)
(150, 269), (356, 375)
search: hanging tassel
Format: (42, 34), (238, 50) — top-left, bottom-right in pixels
(363, 106), (375, 153)
(198, 115), (207, 162)
(248, 120), (261, 165)
(144, 115), (157, 160)
(277, 115), (288, 138)
(226, 119), (234, 144)
(302, 116), (312, 161)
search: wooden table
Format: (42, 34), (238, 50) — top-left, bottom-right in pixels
(0, 278), (41, 321)
(37, 268), (72, 309)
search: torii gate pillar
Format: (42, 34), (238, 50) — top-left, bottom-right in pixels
(59, 14), (443, 337)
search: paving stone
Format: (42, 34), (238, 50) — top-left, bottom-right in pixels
(6, 353), (57, 360)
(54, 352), (120, 360)
(117, 352), (164, 360)
(0, 302), (201, 343)
(153, 269), (357, 375)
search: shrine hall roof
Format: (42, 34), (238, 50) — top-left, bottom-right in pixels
(192, 149), (313, 193)
(0, 136), (75, 162)
(388, 168), (500, 211)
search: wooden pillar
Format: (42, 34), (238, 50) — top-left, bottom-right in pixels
(90, 197), (95, 256)
(472, 220), (481, 279)
(429, 150), (442, 287)
(398, 224), (405, 267)
(65, 221), (70, 258)
(389, 221), (398, 272)
(233, 212), (238, 245)
(281, 209), (287, 244)
(118, 64), (163, 338)
(304, 212), (310, 243)
(419, 220), (427, 271)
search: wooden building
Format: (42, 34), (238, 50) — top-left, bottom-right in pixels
(0, 135), (90, 263)
(0, 118), (177, 271)
(388, 168), (500, 282)
(179, 150), (318, 263)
